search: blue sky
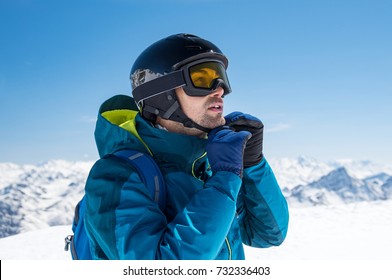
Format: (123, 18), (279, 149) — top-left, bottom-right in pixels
(1, 0), (391, 165)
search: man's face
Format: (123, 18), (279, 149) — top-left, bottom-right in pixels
(176, 87), (226, 129)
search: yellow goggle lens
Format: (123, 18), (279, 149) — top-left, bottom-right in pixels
(189, 62), (227, 89)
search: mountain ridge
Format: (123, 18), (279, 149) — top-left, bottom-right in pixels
(1, 156), (391, 238)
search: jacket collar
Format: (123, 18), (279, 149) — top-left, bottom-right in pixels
(94, 95), (207, 170)
(136, 114), (208, 169)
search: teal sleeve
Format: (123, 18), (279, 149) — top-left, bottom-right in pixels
(84, 156), (242, 259)
(237, 157), (289, 247)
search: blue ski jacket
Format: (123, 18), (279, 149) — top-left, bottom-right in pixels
(84, 95), (289, 260)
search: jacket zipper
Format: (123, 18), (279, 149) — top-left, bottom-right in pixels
(192, 153), (232, 260)
(225, 237), (232, 260)
(191, 152), (207, 180)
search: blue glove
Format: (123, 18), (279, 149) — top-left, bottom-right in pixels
(225, 112), (264, 167)
(206, 126), (251, 178)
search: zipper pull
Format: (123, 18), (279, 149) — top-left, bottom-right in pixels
(64, 235), (73, 251)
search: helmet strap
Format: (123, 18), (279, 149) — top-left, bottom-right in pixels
(142, 91), (211, 133)
(163, 100), (212, 133)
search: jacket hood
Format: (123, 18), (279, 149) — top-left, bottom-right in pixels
(94, 95), (146, 157)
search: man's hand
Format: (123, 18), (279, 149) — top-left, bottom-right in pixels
(225, 112), (264, 167)
(206, 126), (251, 178)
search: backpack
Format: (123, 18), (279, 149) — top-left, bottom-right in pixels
(64, 148), (166, 260)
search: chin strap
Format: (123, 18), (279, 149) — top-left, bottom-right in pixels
(165, 101), (212, 133)
(141, 88), (213, 133)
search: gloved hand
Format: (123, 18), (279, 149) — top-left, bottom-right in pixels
(225, 112), (264, 167)
(206, 126), (251, 178)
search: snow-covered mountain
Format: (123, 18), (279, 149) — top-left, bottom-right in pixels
(287, 167), (392, 206)
(0, 156), (391, 239)
(0, 160), (93, 238)
(268, 156), (392, 189)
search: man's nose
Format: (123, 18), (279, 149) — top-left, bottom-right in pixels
(209, 87), (225, 97)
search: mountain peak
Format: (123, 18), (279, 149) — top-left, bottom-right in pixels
(311, 166), (363, 191)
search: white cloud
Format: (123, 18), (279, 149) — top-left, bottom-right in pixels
(265, 123), (291, 133)
(79, 116), (96, 123)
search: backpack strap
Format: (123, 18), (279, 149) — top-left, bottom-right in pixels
(64, 148), (166, 259)
(113, 149), (166, 211)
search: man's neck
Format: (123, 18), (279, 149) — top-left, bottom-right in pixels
(156, 117), (207, 138)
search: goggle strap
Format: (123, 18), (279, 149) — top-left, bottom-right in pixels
(133, 70), (185, 104)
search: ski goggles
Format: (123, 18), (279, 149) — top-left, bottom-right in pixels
(132, 59), (231, 104)
(179, 59), (231, 96)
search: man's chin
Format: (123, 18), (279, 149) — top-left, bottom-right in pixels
(200, 116), (225, 129)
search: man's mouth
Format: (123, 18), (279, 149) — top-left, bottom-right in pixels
(208, 103), (223, 112)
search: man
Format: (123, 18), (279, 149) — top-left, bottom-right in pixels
(84, 33), (289, 259)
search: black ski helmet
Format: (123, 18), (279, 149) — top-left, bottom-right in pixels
(130, 33), (231, 131)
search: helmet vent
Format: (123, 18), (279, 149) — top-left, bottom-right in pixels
(186, 45), (203, 51)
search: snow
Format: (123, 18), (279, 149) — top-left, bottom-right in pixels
(1, 200), (391, 260)
(0, 225), (72, 260)
(246, 200), (392, 260)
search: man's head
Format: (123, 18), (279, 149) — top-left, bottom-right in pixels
(130, 33), (231, 134)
